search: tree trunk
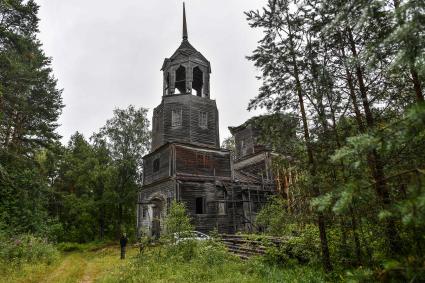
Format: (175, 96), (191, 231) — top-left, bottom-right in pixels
(328, 96), (363, 266)
(392, 0), (424, 103)
(410, 67), (424, 103)
(99, 205), (105, 240)
(349, 206), (362, 265)
(288, 19), (332, 270)
(340, 46), (365, 132)
(346, 27), (401, 255)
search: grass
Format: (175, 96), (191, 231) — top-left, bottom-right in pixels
(0, 243), (137, 283)
(98, 241), (329, 283)
(0, 241), (330, 283)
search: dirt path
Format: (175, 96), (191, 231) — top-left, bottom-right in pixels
(5, 246), (138, 283)
(47, 246), (135, 283)
(43, 253), (88, 283)
(0, 246), (138, 283)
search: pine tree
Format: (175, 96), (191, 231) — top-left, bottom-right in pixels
(246, 0), (332, 271)
(0, 0), (63, 236)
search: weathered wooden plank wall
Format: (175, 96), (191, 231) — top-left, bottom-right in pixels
(175, 145), (231, 178)
(143, 145), (171, 185)
(151, 95), (220, 151)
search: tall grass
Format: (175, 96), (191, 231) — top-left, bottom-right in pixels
(98, 240), (328, 283)
(0, 234), (59, 266)
(0, 233), (60, 281)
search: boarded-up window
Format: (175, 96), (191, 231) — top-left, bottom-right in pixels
(172, 109), (182, 127)
(241, 138), (249, 156)
(153, 158), (160, 172)
(195, 197), (205, 214)
(218, 202), (226, 215)
(199, 111), (208, 128)
(153, 115), (159, 132)
(196, 152), (211, 169)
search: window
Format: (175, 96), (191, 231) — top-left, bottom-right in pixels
(165, 72), (170, 94)
(172, 109), (182, 127)
(175, 65), (186, 94)
(195, 197), (205, 214)
(153, 115), (159, 132)
(218, 202), (226, 215)
(153, 158), (160, 172)
(241, 138), (249, 156)
(199, 111), (208, 128)
(192, 66), (203, 96)
(196, 152), (211, 168)
(142, 207), (148, 218)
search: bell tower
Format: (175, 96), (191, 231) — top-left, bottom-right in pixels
(151, 3), (219, 151)
(161, 3), (211, 97)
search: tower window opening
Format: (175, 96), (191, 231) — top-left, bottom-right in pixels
(165, 72), (170, 94)
(175, 66), (186, 94)
(192, 66), (203, 97)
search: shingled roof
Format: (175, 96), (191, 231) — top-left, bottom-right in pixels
(161, 3), (211, 71)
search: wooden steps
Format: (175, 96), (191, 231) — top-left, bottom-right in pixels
(219, 234), (283, 259)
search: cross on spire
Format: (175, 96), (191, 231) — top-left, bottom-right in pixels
(183, 2), (188, 41)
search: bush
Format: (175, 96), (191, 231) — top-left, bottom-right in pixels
(255, 197), (288, 235)
(196, 239), (234, 265)
(0, 234), (59, 266)
(164, 200), (193, 242)
(166, 240), (198, 261)
(257, 225), (320, 266)
(56, 242), (85, 252)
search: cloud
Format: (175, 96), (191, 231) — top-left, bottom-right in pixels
(36, 0), (267, 143)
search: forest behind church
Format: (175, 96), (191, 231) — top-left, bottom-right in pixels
(1, 0), (425, 282)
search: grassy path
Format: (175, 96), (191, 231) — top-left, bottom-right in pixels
(2, 244), (330, 282)
(2, 246), (138, 283)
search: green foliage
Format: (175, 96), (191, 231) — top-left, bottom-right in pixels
(0, 0), (63, 238)
(255, 196), (288, 235)
(99, 243), (328, 283)
(0, 0), (63, 154)
(343, 267), (375, 283)
(55, 241), (113, 253)
(221, 135), (235, 155)
(95, 105), (151, 237)
(164, 200), (193, 238)
(0, 150), (60, 238)
(56, 242), (86, 252)
(0, 234), (59, 273)
(246, 0), (425, 276)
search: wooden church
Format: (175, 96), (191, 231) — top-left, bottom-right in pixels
(137, 4), (276, 237)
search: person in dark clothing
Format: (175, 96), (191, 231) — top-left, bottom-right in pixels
(120, 233), (128, 259)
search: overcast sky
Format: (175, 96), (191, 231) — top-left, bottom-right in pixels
(36, 0), (267, 144)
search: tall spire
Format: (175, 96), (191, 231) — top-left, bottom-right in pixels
(183, 2), (188, 41)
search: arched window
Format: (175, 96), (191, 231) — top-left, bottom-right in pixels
(175, 66), (186, 94)
(192, 66), (203, 97)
